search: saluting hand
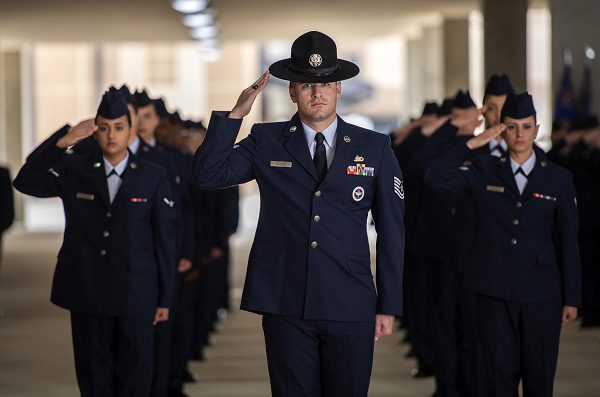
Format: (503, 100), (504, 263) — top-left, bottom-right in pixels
(56, 118), (97, 149)
(229, 71), (270, 119)
(466, 124), (506, 150)
(421, 116), (451, 137)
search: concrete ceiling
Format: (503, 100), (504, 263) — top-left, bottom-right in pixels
(0, 0), (548, 44)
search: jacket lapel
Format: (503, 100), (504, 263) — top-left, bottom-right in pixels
(496, 156), (521, 199)
(111, 156), (139, 210)
(91, 157), (111, 209)
(283, 113), (318, 182)
(521, 145), (552, 200)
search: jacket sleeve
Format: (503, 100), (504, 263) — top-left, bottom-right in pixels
(0, 167), (14, 232)
(371, 135), (405, 316)
(152, 170), (177, 308)
(424, 140), (481, 195)
(189, 111), (257, 189)
(556, 173), (582, 307)
(13, 126), (71, 198)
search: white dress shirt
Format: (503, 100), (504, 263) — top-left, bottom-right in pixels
(129, 135), (141, 155)
(302, 118), (338, 169)
(489, 139), (508, 157)
(104, 153), (129, 204)
(510, 151), (536, 194)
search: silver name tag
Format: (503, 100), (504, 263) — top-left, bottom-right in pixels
(76, 192), (95, 201)
(486, 185), (504, 193)
(270, 161), (292, 168)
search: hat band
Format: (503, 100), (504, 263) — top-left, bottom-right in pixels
(288, 63), (340, 77)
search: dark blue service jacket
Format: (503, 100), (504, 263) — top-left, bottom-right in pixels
(425, 142), (581, 306)
(13, 126), (176, 316)
(190, 112), (405, 322)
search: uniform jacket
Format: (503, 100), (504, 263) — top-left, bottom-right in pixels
(190, 112), (405, 322)
(425, 141), (581, 306)
(13, 126), (176, 316)
(0, 166), (14, 233)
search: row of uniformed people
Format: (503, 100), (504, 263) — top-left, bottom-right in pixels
(13, 86), (239, 397)
(547, 118), (600, 328)
(392, 75), (582, 397)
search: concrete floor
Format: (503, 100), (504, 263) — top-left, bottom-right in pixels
(0, 229), (599, 396)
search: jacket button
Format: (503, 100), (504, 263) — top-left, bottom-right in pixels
(314, 191), (321, 198)
(510, 238), (517, 245)
(313, 215), (321, 222)
(516, 202), (522, 208)
(311, 241), (318, 249)
(512, 219), (519, 226)
(106, 212), (112, 218)
(103, 230), (110, 237)
(100, 249), (107, 256)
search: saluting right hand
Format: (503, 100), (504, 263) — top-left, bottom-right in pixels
(229, 71), (270, 119)
(56, 119), (97, 149)
(466, 124), (506, 150)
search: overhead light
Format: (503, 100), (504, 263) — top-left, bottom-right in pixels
(171, 0), (209, 14)
(190, 25), (218, 40)
(182, 10), (214, 28)
(585, 46), (596, 61)
(199, 38), (219, 49)
(200, 47), (221, 62)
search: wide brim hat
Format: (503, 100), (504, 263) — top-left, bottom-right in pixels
(269, 31), (359, 83)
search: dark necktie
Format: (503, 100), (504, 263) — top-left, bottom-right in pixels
(514, 167), (528, 178)
(107, 169), (122, 178)
(313, 133), (327, 183)
(490, 144), (505, 155)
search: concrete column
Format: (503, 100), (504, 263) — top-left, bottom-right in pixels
(482, 0), (528, 92)
(0, 49), (24, 222)
(407, 25), (443, 117)
(549, 0), (600, 117)
(443, 18), (470, 96)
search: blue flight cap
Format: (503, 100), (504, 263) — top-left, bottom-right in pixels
(96, 89), (129, 120)
(501, 92), (537, 120)
(453, 90), (476, 109)
(484, 74), (515, 97)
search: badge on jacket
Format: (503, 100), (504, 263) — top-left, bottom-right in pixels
(347, 163), (374, 176)
(393, 176), (404, 199)
(76, 192), (94, 201)
(352, 186), (365, 202)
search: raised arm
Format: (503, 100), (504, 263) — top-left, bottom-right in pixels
(13, 120), (97, 198)
(189, 72), (269, 190)
(424, 124), (505, 194)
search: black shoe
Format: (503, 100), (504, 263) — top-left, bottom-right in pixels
(411, 366), (434, 378)
(184, 370), (199, 383)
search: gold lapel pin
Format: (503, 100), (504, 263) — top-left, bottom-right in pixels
(130, 162), (138, 169)
(93, 162), (101, 168)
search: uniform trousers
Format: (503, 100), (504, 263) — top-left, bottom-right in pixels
(262, 314), (375, 397)
(70, 312), (154, 397)
(476, 294), (562, 397)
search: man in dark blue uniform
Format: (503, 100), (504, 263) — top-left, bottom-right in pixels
(425, 92), (580, 397)
(13, 90), (176, 396)
(190, 31), (405, 397)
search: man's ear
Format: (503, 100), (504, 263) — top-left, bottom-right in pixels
(288, 85), (297, 104)
(337, 81), (342, 98)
